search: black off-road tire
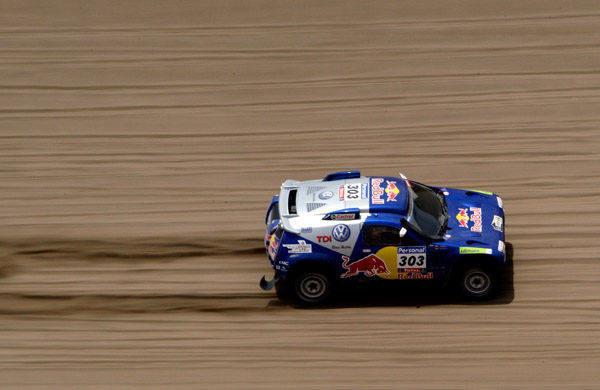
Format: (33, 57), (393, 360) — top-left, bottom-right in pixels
(458, 265), (497, 300)
(275, 277), (292, 301)
(280, 268), (333, 306)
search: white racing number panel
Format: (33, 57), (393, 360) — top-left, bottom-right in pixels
(342, 183), (368, 201)
(397, 246), (427, 269)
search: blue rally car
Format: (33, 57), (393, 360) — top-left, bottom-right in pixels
(260, 171), (506, 305)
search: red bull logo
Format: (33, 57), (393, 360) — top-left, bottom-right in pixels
(385, 180), (399, 202)
(398, 271), (434, 280)
(267, 234), (279, 259)
(371, 178), (385, 204)
(456, 208), (470, 227)
(470, 207), (482, 232)
(456, 207), (483, 232)
(341, 254), (390, 278)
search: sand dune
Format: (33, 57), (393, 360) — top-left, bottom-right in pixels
(1, 1), (599, 388)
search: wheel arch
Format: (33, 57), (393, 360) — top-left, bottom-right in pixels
(286, 259), (337, 280)
(451, 254), (501, 275)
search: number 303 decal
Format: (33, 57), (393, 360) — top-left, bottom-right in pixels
(399, 255), (426, 268)
(345, 184), (360, 199)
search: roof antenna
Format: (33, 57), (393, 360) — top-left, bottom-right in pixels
(399, 172), (407, 179)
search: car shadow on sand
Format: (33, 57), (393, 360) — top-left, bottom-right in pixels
(286, 242), (515, 309)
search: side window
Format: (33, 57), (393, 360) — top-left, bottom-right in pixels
(362, 225), (420, 246)
(267, 203), (280, 225)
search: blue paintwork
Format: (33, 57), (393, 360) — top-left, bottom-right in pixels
(265, 172), (506, 283)
(323, 170), (361, 181)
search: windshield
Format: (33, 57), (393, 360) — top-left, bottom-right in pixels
(407, 181), (448, 237)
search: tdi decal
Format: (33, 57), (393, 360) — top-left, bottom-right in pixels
(316, 235), (332, 243)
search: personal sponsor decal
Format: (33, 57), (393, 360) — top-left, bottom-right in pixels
(318, 191), (333, 200)
(397, 246), (427, 269)
(361, 183), (369, 199)
(371, 178), (385, 204)
(282, 240), (312, 254)
(385, 180), (400, 201)
(341, 254), (390, 278)
(332, 224), (351, 242)
(301, 227), (313, 233)
(492, 215), (503, 232)
(456, 207), (482, 232)
(316, 235), (332, 243)
(498, 241), (505, 253)
(459, 247), (492, 255)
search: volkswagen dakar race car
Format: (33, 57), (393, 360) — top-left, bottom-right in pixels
(260, 171), (506, 305)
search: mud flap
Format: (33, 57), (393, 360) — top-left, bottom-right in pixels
(260, 274), (280, 291)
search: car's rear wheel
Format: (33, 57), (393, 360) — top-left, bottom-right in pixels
(459, 266), (496, 299)
(290, 270), (332, 305)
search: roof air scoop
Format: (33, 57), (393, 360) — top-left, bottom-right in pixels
(323, 171), (360, 181)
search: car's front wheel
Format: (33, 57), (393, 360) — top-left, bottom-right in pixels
(458, 266), (496, 299)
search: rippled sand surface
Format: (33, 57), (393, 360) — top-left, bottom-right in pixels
(1, 1), (599, 388)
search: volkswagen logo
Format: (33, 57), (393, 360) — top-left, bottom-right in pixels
(318, 191), (333, 200)
(332, 224), (351, 242)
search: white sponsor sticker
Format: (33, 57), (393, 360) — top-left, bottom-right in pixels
(498, 241), (505, 253)
(492, 215), (503, 232)
(282, 240), (312, 253)
(397, 246), (427, 269)
(497, 196), (503, 208)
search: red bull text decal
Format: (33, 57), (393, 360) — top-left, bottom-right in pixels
(371, 178), (385, 204)
(398, 271), (434, 280)
(341, 254), (390, 278)
(456, 207), (482, 232)
(372, 178), (401, 204)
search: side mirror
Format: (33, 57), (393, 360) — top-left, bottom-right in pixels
(399, 227), (407, 238)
